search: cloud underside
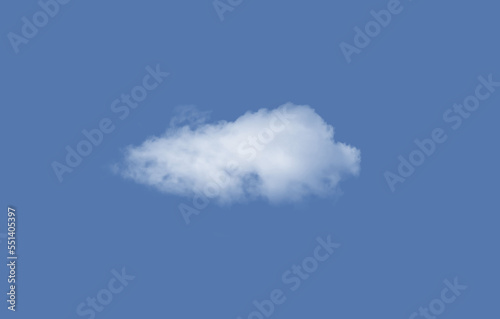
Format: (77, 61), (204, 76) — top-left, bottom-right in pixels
(118, 103), (360, 203)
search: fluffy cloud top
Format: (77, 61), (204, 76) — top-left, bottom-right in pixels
(117, 103), (360, 203)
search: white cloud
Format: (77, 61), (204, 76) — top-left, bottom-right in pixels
(117, 103), (361, 203)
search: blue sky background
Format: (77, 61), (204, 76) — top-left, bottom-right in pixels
(1, 0), (499, 318)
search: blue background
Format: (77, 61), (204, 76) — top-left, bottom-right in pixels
(1, 0), (499, 318)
